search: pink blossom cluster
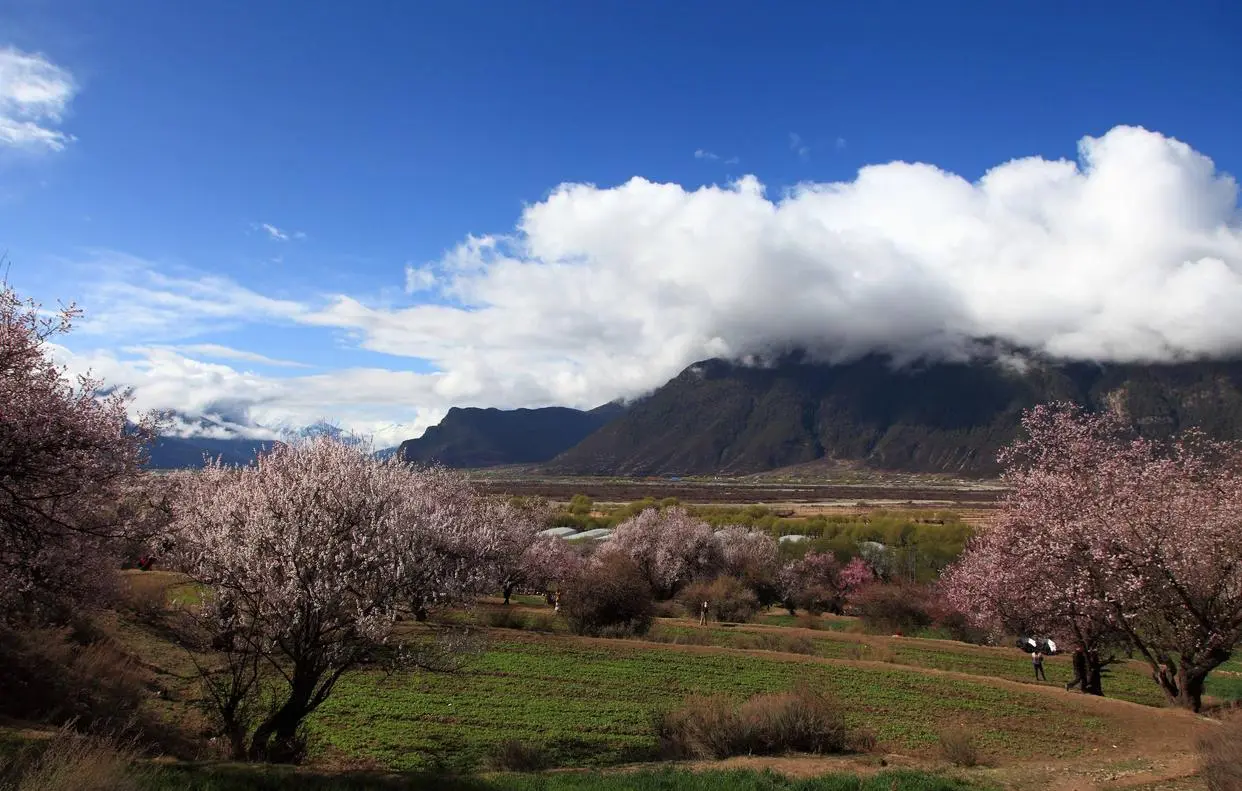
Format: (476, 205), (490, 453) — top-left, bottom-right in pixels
(942, 402), (1242, 710)
(1, 283), (162, 622)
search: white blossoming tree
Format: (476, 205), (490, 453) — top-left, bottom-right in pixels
(168, 439), (499, 761)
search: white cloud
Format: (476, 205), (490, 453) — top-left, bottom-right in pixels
(52, 344), (441, 449)
(790, 132), (810, 160)
(67, 250), (306, 340)
(45, 126), (1242, 445)
(0, 46), (77, 151)
(126, 343), (310, 368)
(257, 222), (289, 241)
(835, 136), (847, 151)
(695, 148), (739, 165)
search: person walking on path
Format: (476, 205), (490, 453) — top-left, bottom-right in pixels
(699, 600), (708, 626)
(1032, 649), (1047, 681)
(1066, 646), (1088, 691)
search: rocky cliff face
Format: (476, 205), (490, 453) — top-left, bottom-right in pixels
(544, 355), (1242, 477)
(397, 402), (625, 467)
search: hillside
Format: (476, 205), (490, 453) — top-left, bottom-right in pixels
(545, 354), (1242, 476)
(145, 435), (279, 469)
(397, 402), (625, 467)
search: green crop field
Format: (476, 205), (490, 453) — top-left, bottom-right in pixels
(309, 633), (1118, 773)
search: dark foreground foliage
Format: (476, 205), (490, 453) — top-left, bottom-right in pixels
(139, 765), (988, 791)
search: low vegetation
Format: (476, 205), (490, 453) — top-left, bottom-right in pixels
(655, 687), (868, 759)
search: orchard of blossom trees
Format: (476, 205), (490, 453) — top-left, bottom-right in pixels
(943, 403), (1242, 712)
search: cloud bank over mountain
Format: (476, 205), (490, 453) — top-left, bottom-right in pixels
(51, 125), (1242, 442)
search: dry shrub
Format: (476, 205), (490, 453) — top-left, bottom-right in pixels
(679, 577), (760, 624)
(652, 600), (686, 619)
(1198, 714), (1242, 791)
(655, 685), (866, 759)
(938, 726), (982, 767)
(0, 728), (142, 791)
(483, 608), (527, 630)
(853, 584), (934, 634)
(0, 626), (145, 733)
(562, 553), (655, 637)
(489, 739), (549, 772)
(795, 613), (824, 630)
(118, 578), (167, 622)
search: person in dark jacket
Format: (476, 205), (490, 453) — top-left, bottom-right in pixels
(1065, 646), (1088, 691)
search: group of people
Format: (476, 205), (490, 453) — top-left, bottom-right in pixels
(1029, 645), (1102, 693)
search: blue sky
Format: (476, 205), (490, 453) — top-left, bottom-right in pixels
(2, 0), (1240, 447)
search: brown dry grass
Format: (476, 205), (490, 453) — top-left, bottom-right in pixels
(655, 686), (868, 760)
(1198, 713), (1242, 791)
(0, 728), (141, 791)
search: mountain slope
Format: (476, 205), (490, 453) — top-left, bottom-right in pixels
(145, 435), (279, 469)
(545, 355), (1242, 476)
(398, 402), (624, 467)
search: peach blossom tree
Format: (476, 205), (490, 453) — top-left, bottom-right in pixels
(943, 402), (1242, 711)
(0, 281), (161, 624)
(168, 439), (500, 761)
(605, 506), (723, 599)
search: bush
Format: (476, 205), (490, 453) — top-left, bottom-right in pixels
(795, 613), (824, 630)
(652, 600), (686, 619)
(561, 554), (655, 637)
(679, 577), (760, 624)
(0, 728), (142, 791)
(933, 610), (989, 645)
(1198, 714), (1242, 791)
(854, 584), (934, 634)
(489, 739), (549, 772)
(655, 685), (868, 759)
(938, 727), (982, 767)
(525, 614), (557, 633)
(483, 609), (526, 630)
(0, 626), (145, 734)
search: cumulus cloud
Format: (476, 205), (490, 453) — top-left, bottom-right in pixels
(48, 125), (1242, 442)
(0, 46), (77, 151)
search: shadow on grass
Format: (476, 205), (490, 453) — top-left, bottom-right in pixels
(141, 765), (991, 791)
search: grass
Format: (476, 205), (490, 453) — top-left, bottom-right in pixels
(136, 766), (994, 791)
(308, 633), (1120, 773)
(639, 623), (1180, 708)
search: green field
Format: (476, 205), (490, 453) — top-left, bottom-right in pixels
(309, 632), (1117, 773)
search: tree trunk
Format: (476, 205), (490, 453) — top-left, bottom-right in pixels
(1086, 655), (1104, 696)
(248, 671), (319, 762)
(1174, 667), (1208, 713)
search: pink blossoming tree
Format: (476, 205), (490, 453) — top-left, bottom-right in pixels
(717, 526), (781, 605)
(943, 402), (1242, 711)
(0, 281), (161, 624)
(604, 507), (723, 599)
(778, 551), (867, 615)
(168, 440), (500, 760)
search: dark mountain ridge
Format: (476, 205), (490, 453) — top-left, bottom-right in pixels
(544, 353), (1242, 477)
(398, 402), (625, 467)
